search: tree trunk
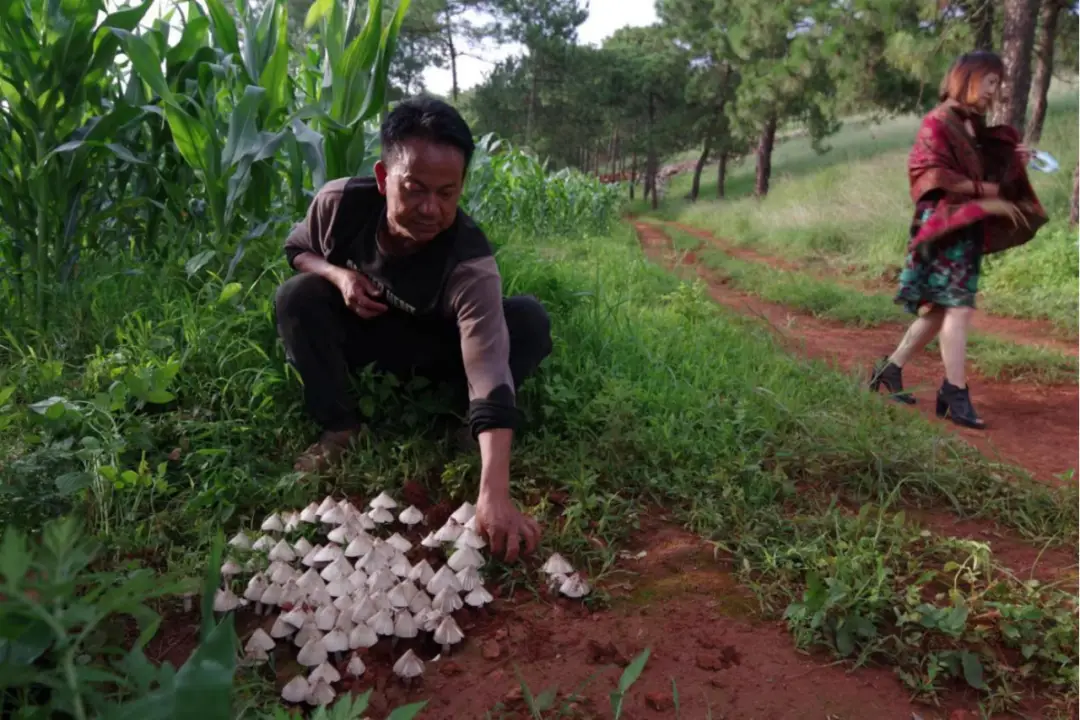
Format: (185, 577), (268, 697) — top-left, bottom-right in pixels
(1070, 163), (1079, 226)
(629, 151), (637, 201)
(968, 0), (995, 50)
(689, 136), (711, 202)
(992, 0), (1040, 130)
(717, 152), (728, 199)
(755, 115), (778, 197)
(525, 65), (538, 147)
(1025, 0), (1060, 143)
(444, 10), (459, 101)
(647, 93), (657, 209)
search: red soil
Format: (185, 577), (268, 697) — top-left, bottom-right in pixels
(635, 221), (1078, 486)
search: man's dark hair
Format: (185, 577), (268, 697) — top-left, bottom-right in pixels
(380, 96), (475, 173)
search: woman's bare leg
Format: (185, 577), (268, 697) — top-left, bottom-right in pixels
(938, 306), (974, 386)
(888, 306), (945, 367)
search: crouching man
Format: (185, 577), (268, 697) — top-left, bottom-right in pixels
(274, 96), (552, 562)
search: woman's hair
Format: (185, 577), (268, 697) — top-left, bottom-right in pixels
(938, 51), (1006, 106)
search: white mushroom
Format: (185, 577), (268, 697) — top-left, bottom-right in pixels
(419, 609), (444, 632)
(281, 675), (309, 704)
(394, 610), (418, 639)
(350, 595), (378, 623)
(367, 568), (398, 593)
(353, 512), (376, 530)
(431, 586), (463, 614)
(313, 544), (342, 565)
(369, 591), (394, 612)
(294, 625), (323, 649)
(326, 525), (350, 544)
(389, 554), (412, 578)
(386, 533), (413, 554)
(228, 531), (253, 550)
(309, 661), (341, 685)
(293, 537), (314, 556)
(220, 559), (243, 577)
(283, 511), (302, 533)
(213, 588), (240, 613)
(447, 546), (485, 572)
(297, 637), (328, 666)
(357, 549), (384, 573)
(387, 583), (410, 609)
(334, 610), (355, 632)
(244, 574), (269, 613)
(297, 568), (325, 592)
(454, 528), (486, 550)
(323, 628), (350, 656)
(392, 649), (425, 680)
(368, 507), (395, 525)
(315, 496), (338, 518)
(259, 583), (283, 607)
(464, 515), (479, 532)
(320, 556), (354, 583)
(433, 615), (464, 654)
(371, 538), (398, 563)
(542, 553), (573, 576)
(398, 505), (424, 526)
(268, 561), (296, 585)
(367, 609), (395, 636)
(346, 654), (367, 677)
(261, 513), (284, 533)
(326, 579), (351, 598)
(349, 623), (379, 649)
(252, 534), (275, 552)
(547, 572), (567, 592)
(244, 628), (276, 660)
(408, 588), (433, 614)
(306, 679), (335, 706)
(347, 569), (369, 591)
(307, 586), (333, 608)
(282, 607), (311, 629)
(345, 533), (374, 558)
(465, 585), (494, 607)
(456, 566), (481, 593)
(420, 532), (441, 548)
(559, 573), (590, 598)
(315, 605), (338, 631)
(301, 544), (323, 567)
(333, 594), (354, 612)
(268, 539), (296, 563)
(408, 559), (436, 586)
(426, 565), (462, 595)
(281, 579), (305, 606)
(433, 520), (463, 544)
(271, 615), (296, 639)
(450, 501), (475, 524)
(369, 491), (398, 510)
(299, 503), (321, 524)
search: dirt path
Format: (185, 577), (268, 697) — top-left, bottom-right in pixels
(657, 219), (1077, 354)
(635, 221), (1079, 486)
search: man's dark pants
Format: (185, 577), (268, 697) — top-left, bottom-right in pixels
(274, 273), (553, 433)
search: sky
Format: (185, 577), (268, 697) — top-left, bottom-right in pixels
(420, 0), (658, 96)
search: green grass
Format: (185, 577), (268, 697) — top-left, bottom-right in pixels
(660, 225), (1079, 384)
(652, 83), (1080, 333)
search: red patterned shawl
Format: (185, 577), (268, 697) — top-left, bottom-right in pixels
(907, 102), (1047, 255)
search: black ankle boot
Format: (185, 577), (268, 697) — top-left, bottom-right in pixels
(936, 380), (985, 429)
(869, 357), (916, 405)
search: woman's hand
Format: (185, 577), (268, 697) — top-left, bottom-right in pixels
(980, 182), (1000, 198)
(335, 269), (388, 318)
(1015, 143), (1033, 166)
(979, 199), (1030, 229)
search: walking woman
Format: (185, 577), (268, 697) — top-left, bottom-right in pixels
(869, 51), (1047, 428)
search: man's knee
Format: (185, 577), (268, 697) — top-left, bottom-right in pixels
(274, 273), (339, 323)
(504, 295), (553, 361)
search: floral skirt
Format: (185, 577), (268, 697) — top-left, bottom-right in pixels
(895, 226), (983, 315)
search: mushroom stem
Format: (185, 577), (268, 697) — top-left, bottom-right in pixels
(441, 642), (450, 656)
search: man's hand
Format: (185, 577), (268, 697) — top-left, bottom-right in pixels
(336, 269), (388, 318)
(475, 488), (540, 563)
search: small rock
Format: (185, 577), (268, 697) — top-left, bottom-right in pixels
(439, 662), (463, 677)
(645, 692), (673, 712)
(482, 639), (502, 660)
(503, 686), (523, 704)
(494, 628), (508, 641)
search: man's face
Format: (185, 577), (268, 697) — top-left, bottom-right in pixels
(374, 138), (466, 248)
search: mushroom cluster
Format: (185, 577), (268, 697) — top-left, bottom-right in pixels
(216, 494), (493, 706)
(540, 552), (591, 598)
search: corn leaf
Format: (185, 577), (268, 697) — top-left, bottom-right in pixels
(304, 0), (333, 29)
(203, 0), (239, 58)
(222, 85), (266, 168)
(112, 29), (173, 103)
(357, 0), (409, 124)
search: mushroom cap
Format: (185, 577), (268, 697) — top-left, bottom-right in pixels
(456, 566), (481, 593)
(297, 637), (328, 666)
(293, 537), (315, 556)
(353, 512), (377, 530)
(426, 565), (462, 595)
(321, 505), (347, 526)
(454, 528), (487, 550)
(350, 596), (378, 623)
(334, 611), (355, 632)
(408, 559), (436, 585)
(346, 654), (367, 677)
(315, 496), (338, 518)
(367, 609), (395, 636)
(450, 501), (476, 525)
(269, 562), (296, 585)
(447, 546), (485, 572)
(419, 609), (444, 632)
(386, 533), (413, 554)
(259, 583), (283, 606)
(252, 534), (276, 552)
(297, 568), (325, 592)
(431, 586), (463, 614)
(389, 554), (413, 578)
(283, 511), (302, 532)
(325, 525), (349, 544)
(308, 661), (341, 685)
(294, 625), (323, 649)
(301, 544), (323, 567)
(433, 615), (464, 646)
(261, 513), (284, 533)
(307, 586), (333, 608)
(465, 585), (494, 607)
(386, 583), (410, 609)
(282, 607), (311, 629)
(368, 507), (395, 525)
(244, 574), (269, 602)
(367, 568), (398, 593)
(356, 549), (384, 573)
(220, 559), (243, 577)
(268, 539), (296, 563)
(314, 605), (338, 631)
(326, 579), (351, 598)
(320, 556), (354, 583)
(349, 623), (379, 649)
(281, 675), (310, 704)
(243, 645), (268, 663)
(463, 515), (479, 532)
(408, 588), (433, 614)
(369, 591), (394, 612)
(392, 649), (425, 678)
(323, 628), (349, 653)
(345, 533), (374, 558)
(347, 569), (369, 591)
(299, 503), (321, 524)
(281, 580), (305, 607)
(394, 610), (418, 638)
(541, 553), (574, 576)
(398, 505), (424, 525)
(559, 572), (590, 598)
(245, 628), (276, 653)
(546, 572), (566, 592)
(228, 532), (253, 550)
(433, 520), (463, 543)
(312, 544), (342, 565)
(271, 616), (297, 638)
(420, 532), (440, 548)
(306, 679), (336, 706)
(369, 491), (398, 510)
(333, 594), (354, 612)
